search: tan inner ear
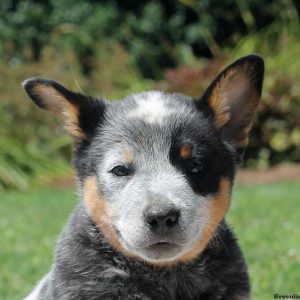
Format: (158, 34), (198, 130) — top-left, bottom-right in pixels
(177, 177), (231, 263)
(209, 65), (253, 129)
(231, 90), (259, 149)
(33, 85), (86, 140)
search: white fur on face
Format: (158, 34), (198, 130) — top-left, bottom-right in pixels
(97, 143), (211, 262)
(129, 92), (174, 124)
(93, 92), (210, 262)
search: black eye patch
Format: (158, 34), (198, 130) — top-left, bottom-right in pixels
(169, 142), (229, 195)
(170, 143), (208, 172)
(177, 143), (207, 174)
(186, 161), (206, 175)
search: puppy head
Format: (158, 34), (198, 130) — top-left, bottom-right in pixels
(23, 55), (264, 265)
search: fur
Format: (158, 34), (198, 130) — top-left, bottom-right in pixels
(23, 54), (264, 300)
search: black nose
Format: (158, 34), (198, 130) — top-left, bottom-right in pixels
(144, 204), (180, 232)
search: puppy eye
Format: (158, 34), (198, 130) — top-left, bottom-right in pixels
(110, 165), (130, 176)
(190, 163), (204, 174)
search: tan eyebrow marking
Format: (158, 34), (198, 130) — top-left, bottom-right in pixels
(179, 144), (193, 160)
(123, 147), (134, 164)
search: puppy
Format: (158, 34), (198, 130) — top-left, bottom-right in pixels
(23, 55), (264, 300)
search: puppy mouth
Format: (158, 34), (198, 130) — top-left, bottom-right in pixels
(146, 241), (178, 250)
(140, 240), (184, 261)
(118, 231), (188, 261)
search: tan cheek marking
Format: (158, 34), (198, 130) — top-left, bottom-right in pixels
(83, 176), (231, 267)
(177, 177), (231, 263)
(83, 177), (181, 267)
(180, 144), (192, 159)
(83, 176), (137, 258)
(83, 177), (171, 266)
(33, 86), (86, 140)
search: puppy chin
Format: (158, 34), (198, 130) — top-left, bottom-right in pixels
(137, 243), (184, 262)
(119, 228), (205, 264)
(121, 240), (193, 264)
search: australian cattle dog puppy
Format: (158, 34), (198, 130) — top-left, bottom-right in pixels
(23, 55), (264, 300)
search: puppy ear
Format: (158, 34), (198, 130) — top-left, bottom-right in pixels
(199, 55), (264, 157)
(22, 78), (106, 143)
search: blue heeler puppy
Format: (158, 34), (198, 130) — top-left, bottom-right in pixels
(23, 55), (264, 300)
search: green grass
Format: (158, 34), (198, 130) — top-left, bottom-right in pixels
(229, 182), (300, 299)
(1, 182), (299, 299)
(0, 188), (76, 299)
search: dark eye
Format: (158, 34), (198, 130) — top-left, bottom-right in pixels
(111, 165), (130, 176)
(189, 163), (204, 174)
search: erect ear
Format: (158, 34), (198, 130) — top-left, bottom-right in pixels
(22, 78), (106, 143)
(198, 54), (264, 157)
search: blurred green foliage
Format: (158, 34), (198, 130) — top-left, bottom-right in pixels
(0, 0), (293, 77)
(0, 43), (152, 190)
(232, 4), (300, 167)
(162, 3), (300, 167)
(0, 0), (299, 189)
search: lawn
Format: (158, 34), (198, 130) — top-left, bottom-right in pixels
(1, 181), (299, 299)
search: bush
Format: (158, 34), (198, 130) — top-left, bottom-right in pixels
(0, 44), (153, 190)
(0, 0), (294, 78)
(0, 0), (299, 190)
(0, 49), (76, 190)
(161, 8), (300, 168)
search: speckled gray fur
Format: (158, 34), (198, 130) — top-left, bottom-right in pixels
(23, 55), (264, 300)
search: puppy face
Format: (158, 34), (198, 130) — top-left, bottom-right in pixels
(23, 55), (264, 265)
(87, 93), (233, 262)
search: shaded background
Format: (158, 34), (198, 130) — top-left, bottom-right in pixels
(0, 0), (300, 190)
(0, 1), (300, 299)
